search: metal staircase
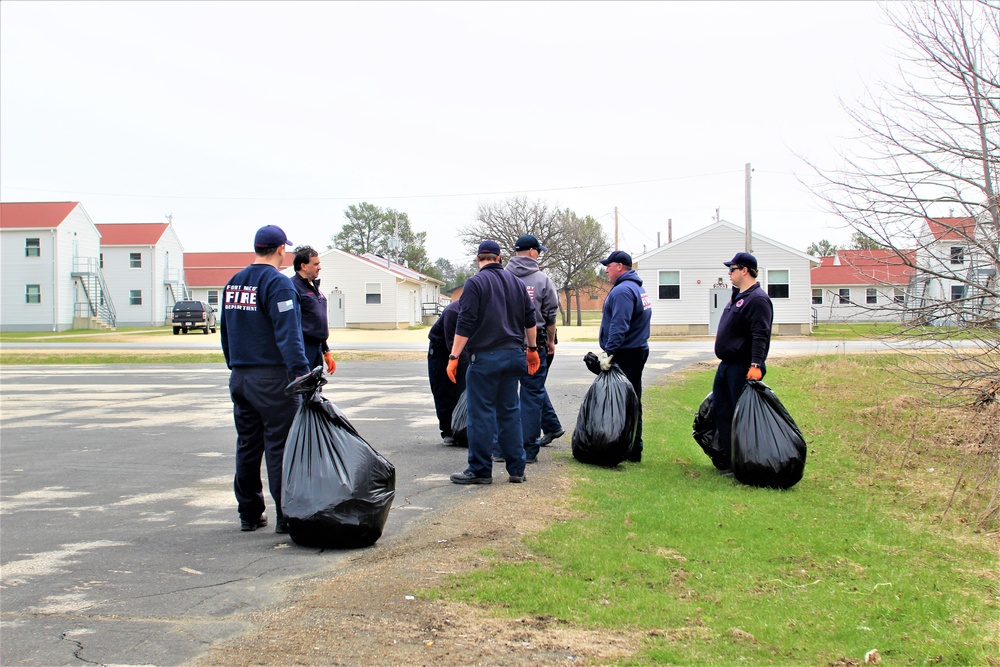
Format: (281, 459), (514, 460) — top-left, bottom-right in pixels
(71, 257), (117, 329)
(164, 268), (191, 303)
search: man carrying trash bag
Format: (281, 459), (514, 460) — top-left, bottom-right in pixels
(712, 251), (773, 476)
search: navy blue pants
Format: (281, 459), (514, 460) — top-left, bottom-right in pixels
(539, 349), (561, 435)
(711, 361), (766, 468)
(229, 366), (300, 522)
(428, 345), (467, 438)
(613, 347), (649, 459)
(520, 346), (551, 460)
(465, 348), (526, 478)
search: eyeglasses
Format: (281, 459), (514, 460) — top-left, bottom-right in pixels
(728, 266), (743, 273)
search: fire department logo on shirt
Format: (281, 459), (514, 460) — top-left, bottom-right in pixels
(224, 285), (258, 311)
(525, 285), (536, 302)
(736, 299), (745, 308)
(641, 292), (652, 310)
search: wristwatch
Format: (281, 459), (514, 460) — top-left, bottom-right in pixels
(527, 346), (538, 351)
(449, 355), (458, 360)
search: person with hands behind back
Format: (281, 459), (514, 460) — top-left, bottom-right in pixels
(290, 245), (336, 375)
(712, 251), (773, 476)
(221, 225), (312, 534)
(446, 240), (539, 485)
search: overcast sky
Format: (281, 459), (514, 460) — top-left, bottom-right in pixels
(1, 1), (905, 265)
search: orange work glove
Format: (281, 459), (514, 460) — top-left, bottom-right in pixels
(527, 348), (541, 375)
(747, 365), (763, 381)
(323, 351), (336, 374)
(446, 357), (460, 383)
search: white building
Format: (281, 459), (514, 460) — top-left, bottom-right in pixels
(184, 248), (444, 329)
(0, 202), (115, 332)
(633, 220), (819, 335)
(94, 223), (188, 327)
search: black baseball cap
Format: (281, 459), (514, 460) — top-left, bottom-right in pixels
(723, 252), (757, 271)
(514, 234), (548, 252)
(600, 250), (632, 267)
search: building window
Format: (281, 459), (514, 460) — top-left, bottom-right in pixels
(129, 290), (142, 306)
(365, 282), (382, 305)
(657, 270), (680, 300)
(766, 269), (789, 299)
(207, 290), (219, 306)
(130, 252), (142, 269)
(894, 288), (905, 304)
(950, 246), (965, 264)
(25, 238), (41, 257)
(838, 288), (851, 304)
(99, 253), (104, 268)
(25, 284), (41, 304)
(812, 288), (823, 305)
(866, 288), (878, 304)
(951, 285), (966, 301)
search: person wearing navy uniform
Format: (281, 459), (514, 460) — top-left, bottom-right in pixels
(446, 240), (540, 485)
(221, 225), (311, 533)
(598, 250), (653, 462)
(291, 245), (336, 375)
(427, 298), (466, 444)
(712, 251), (773, 475)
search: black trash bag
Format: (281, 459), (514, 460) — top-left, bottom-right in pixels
(450, 390), (469, 448)
(571, 364), (639, 467)
(692, 392), (729, 470)
(731, 379), (807, 489)
(282, 369), (396, 548)
(583, 351), (602, 376)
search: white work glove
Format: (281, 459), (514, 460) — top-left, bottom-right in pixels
(599, 352), (614, 371)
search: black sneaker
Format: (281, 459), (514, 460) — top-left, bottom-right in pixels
(275, 519), (289, 534)
(525, 456), (537, 464)
(450, 470), (493, 485)
(491, 454), (505, 463)
(240, 514), (267, 532)
(538, 428), (565, 446)
(508, 474), (527, 484)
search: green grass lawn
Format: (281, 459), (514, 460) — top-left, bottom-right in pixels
(436, 355), (998, 665)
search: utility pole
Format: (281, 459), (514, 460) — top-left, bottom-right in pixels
(745, 162), (753, 253)
(614, 206), (619, 249)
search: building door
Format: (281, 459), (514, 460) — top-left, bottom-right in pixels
(708, 287), (730, 334)
(328, 289), (346, 328)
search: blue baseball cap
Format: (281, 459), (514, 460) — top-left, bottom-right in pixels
(723, 252), (757, 271)
(514, 234), (548, 252)
(477, 240), (502, 255)
(600, 250), (632, 267)
(254, 225), (292, 249)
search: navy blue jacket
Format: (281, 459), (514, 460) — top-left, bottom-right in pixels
(714, 282), (773, 366)
(429, 299), (462, 356)
(599, 269), (652, 355)
(220, 263), (310, 376)
(291, 273), (329, 354)
(456, 263), (536, 353)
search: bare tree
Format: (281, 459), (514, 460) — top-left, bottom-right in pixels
(459, 197), (566, 269)
(804, 0), (1000, 407)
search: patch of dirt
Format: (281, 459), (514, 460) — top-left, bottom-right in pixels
(191, 459), (650, 667)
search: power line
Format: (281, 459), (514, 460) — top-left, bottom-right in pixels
(1, 170), (744, 203)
